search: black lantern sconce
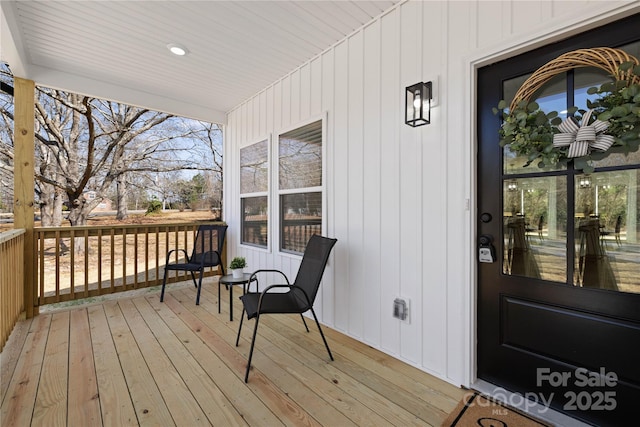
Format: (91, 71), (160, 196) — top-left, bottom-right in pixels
(405, 81), (432, 127)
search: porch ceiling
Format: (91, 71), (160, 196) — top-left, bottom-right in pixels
(0, 0), (400, 124)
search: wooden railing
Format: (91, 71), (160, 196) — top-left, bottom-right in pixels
(1, 229), (25, 351)
(34, 221), (226, 306)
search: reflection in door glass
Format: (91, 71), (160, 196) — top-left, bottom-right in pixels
(574, 171), (640, 294)
(503, 176), (567, 282)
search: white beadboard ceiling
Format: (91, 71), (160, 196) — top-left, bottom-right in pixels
(0, 0), (400, 124)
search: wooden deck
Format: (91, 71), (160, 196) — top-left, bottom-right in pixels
(1, 279), (465, 426)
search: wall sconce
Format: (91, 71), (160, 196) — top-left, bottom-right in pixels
(405, 81), (432, 127)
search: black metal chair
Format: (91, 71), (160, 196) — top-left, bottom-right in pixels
(235, 235), (337, 382)
(160, 224), (227, 305)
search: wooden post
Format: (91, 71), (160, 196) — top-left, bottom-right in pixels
(13, 77), (37, 318)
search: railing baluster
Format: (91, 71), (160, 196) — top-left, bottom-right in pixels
(134, 228), (139, 289)
(122, 228), (127, 290)
(155, 226), (160, 286)
(38, 230), (44, 305)
(110, 228), (115, 291)
(83, 229), (89, 298)
(97, 229), (103, 292)
(70, 229), (75, 299)
(144, 227), (149, 286)
(55, 230), (61, 298)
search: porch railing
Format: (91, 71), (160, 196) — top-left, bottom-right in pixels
(34, 221), (226, 306)
(1, 229), (25, 351)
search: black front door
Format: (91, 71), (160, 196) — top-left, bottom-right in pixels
(477, 14), (640, 426)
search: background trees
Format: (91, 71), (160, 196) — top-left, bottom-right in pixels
(0, 63), (223, 225)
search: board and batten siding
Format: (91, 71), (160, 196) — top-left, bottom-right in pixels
(224, 0), (639, 388)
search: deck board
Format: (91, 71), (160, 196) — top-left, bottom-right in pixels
(102, 300), (173, 426)
(1, 278), (466, 426)
(87, 304), (138, 426)
(1, 314), (51, 426)
(68, 308), (102, 426)
(147, 291), (280, 426)
(0, 316), (32, 403)
(32, 311), (69, 426)
(133, 295), (247, 426)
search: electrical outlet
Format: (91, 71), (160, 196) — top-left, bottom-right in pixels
(393, 298), (410, 323)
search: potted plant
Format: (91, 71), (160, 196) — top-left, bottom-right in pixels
(229, 256), (247, 278)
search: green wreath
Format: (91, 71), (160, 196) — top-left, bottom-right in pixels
(492, 48), (640, 173)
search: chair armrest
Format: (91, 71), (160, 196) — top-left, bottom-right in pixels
(246, 269), (290, 293)
(256, 284), (311, 312)
(165, 248), (190, 264)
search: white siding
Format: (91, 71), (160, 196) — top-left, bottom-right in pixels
(224, 0), (639, 387)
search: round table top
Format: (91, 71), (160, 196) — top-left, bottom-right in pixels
(219, 273), (256, 284)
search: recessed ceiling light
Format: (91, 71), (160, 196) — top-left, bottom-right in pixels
(167, 43), (189, 56)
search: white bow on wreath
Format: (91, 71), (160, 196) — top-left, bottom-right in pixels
(552, 109), (615, 158)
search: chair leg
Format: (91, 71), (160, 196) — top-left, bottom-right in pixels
(235, 308), (246, 347)
(190, 271), (197, 287)
(195, 270), (204, 305)
(300, 314), (310, 332)
(245, 314), (261, 383)
(310, 307), (333, 361)
(160, 269), (169, 302)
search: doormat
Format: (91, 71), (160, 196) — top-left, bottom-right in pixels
(442, 392), (552, 427)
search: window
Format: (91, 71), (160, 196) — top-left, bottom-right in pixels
(278, 120), (323, 253)
(240, 139), (269, 248)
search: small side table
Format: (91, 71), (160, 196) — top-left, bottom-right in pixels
(218, 273), (256, 321)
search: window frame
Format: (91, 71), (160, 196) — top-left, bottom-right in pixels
(275, 115), (327, 256)
(239, 135), (271, 251)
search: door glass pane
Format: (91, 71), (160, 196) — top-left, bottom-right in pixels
(503, 74), (567, 174)
(503, 176), (567, 282)
(574, 171), (640, 294)
(574, 67), (610, 112)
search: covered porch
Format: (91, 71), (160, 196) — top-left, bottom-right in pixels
(1, 279), (464, 426)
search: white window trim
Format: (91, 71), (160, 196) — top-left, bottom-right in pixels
(274, 113), (327, 257)
(239, 134), (271, 252)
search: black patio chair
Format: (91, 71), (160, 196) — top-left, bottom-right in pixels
(235, 234), (337, 382)
(160, 224), (227, 305)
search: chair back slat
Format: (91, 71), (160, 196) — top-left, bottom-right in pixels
(191, 224), (227, 266)
(292, 235), (337, 307)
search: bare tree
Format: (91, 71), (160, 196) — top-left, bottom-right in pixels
(187, 121), (223, 214)
(1, 64), (224, 228)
